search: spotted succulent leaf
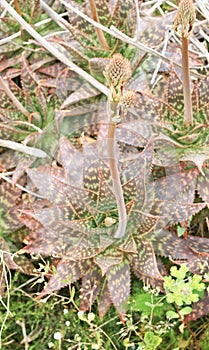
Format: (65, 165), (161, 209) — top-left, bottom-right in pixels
(153, 167), (199, 202)
(0, 182), (23, 233)
(154, 68), (184, 114)
(184, 295), (209, 323)
(180, 151), (209, 173)
(0, 88), (18, 111)
(20, 225), (61, 256)
(98, 283), (112, 318)
(38, 62), (65, 79)
(95, 248), (123, 276)
(197, 167), (209, 202)
(27, 167), (96, 216)
(184, 255), (209, 275)
(36, 258), (93, 299)
(7, 75), (25, 102)
(194, 74), (209, 120)
(118, 235), (137, 254)
(58, 137), (83, 186)
(106, 259), (131, 314)
(128, 239), (164, 290)
(21, 56), (40, 93)
(0, 149), (21, 171)
(79, 265), (104, 311)
(162, 201), (206, 225)
(149, 230), (209, 260)
(21, 56), (48, 114)
(61, 82), (101, 110)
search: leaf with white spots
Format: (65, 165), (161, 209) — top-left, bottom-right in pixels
(37, 259), (92, 299)
(128, 239), (164, 290)
(106, 260), (131, 314)
(79, 265), (104, 311)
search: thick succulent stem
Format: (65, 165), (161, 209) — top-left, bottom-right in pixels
(182, 36), (193, 126)
(108, 121), (127, 239)
(89, 0), (109, 50)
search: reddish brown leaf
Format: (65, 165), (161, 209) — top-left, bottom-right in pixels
(106, 260), (131, 314)
(37, 259), (92, 298)
(184, 295), (209, 322)
(79, 265), (104, 311)
(98, 283), (112, 319)
(95, 248), (123, 276)
(0, 182), (22, 233)
(128, 239), (164, 290)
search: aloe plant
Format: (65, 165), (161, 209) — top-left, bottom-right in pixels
(0, 0), (61, 61)
(0, 29), (203, 320)
(18, 119), (208, 320)
(116, 0), (209, 199)
(1, 0), (209, 325)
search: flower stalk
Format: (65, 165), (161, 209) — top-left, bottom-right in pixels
(181, 35), (192, 126)
(173, 0), (196, 127)
(104, 54), (135, 239)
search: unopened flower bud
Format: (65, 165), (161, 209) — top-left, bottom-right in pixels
(103, 53), (132, 101)
(118, 90), (136, 119)
(121, 91), (136, 111)
(173, 0), (196, 38)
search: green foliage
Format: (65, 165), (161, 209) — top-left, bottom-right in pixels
(199, 325), (209, 350)
(164, 264), (205, 307)
(130, 291), (166, 318)
(137, 331), (162, 350)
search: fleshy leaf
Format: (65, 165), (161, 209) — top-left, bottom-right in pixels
(106, 259), (130, 314)
(79, 265), (104, 311)
(197, 167), (209, 202)
(58, 137), (83, 186)
(184, 295), (209, 322)
(0, 182), (23, 233)
(95, 248), (123, 276)
(148, 230), (209, 259)
(184, 255), (209, 275)
(128, 239), (164, 290)
(37, 259), (92, 298)
(27, 168), (96, 217)
(98, 283), (112, 319)
(180, 151), (209, 174)
(162, 201), (206, 225)
(61, 82), (100, 109)
(21, 56), (39, 92)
